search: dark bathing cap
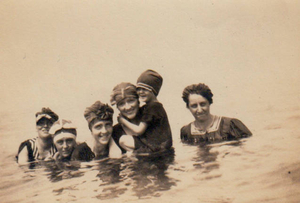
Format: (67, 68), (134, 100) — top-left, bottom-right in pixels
(84, 101), (114, 129)
(110, 82), (138, 106)
(136, 69), (163, 96)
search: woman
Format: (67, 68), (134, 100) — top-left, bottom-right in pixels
(110, 82), (173, 155)
(84, 101), (122, 159)
(16, 108), (59, 164)
(181, 83), (252, 144)
(50, 119), (94, 162)
(110, 82), (142, 153)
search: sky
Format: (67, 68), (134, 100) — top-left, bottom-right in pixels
(1, 0), (299, 139)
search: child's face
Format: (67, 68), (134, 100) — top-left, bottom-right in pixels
(137, 88), (155, 103)
(91, 120), (113, 145)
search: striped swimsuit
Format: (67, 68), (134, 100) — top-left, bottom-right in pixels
(16, 137), (57, 162)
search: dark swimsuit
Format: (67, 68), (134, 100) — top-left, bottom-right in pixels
(181, 116), (252, 144)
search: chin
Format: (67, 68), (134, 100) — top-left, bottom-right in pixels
(61, 153), (71, 158)
(40, 133), (51, 138)
(99, 139), (109, 145)
(139, 97), (147, 103)
(125, 114), (136, 120)
(99, 137), (110, 145)
(195, 116), (208, 122)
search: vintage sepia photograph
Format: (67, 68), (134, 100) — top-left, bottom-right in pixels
(1, 1), (299, 202)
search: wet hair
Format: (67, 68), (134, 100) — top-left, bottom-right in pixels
(182, 83), (213, 107)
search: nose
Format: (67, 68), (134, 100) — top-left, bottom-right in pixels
(62, 141), (68, 148)
(124, 102), (131, 110)
(137, 88), (143, 94)
(100, 126), (108, 134)
(196, 105), (203, 113)
(42, 123), (48, 127)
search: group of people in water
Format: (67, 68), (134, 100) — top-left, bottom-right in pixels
(16, 69), (252, 164)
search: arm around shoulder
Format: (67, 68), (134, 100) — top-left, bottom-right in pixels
(119, 116), (147, 136)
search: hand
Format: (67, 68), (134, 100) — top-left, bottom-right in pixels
(44, 155), (54, 162)
(53, 152), (60, 161)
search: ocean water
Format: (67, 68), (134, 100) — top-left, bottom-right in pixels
(1, 1), (300, 202)
(1, 95), (300, 203)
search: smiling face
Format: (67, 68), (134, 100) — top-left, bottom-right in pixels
(188, 93), (211, 122)
(117, 97), (139, 120)
(36, 118), (53, 138)
(137, 87), (155, 103)
(54, 133), (76, 159)
(91, 120), (113, 145)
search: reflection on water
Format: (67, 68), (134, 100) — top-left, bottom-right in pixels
(17, 149), (177, 201)
(191, 141), (242, 172)
(2, 131), (300, 202)
(45, 161), (85, 183)
(126, 149), (176, 198)
(93, 149), (176, 199)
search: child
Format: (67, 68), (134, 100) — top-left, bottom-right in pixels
(118, 69), (173, 153)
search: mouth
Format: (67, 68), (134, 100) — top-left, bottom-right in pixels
(99, 136), (110, 144)
(98, 134), (109, 139)
(124, 109), (135, 115)
(139, 95), (147, 100)
(61, 150), (71, 157)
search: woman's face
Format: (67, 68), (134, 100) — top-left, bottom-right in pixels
(36, 118), (53, 139)
(188, 94), (211, 122)
(91, 120), (113, 145)
(54, 133), (76, 158)
(117, 97), (139, 120)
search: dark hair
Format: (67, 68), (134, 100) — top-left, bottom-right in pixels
(182, 83), (213, 107)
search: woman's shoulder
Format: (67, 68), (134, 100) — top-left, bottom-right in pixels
(17, 138), (37, 152)
(221, 117), (249, 128)
(221, 116), (252, 137)
(16, 137), (38, 163)
(180, 122), (192, 139)
(71, 142), (95, 161)
(181, 122), (192, 131)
